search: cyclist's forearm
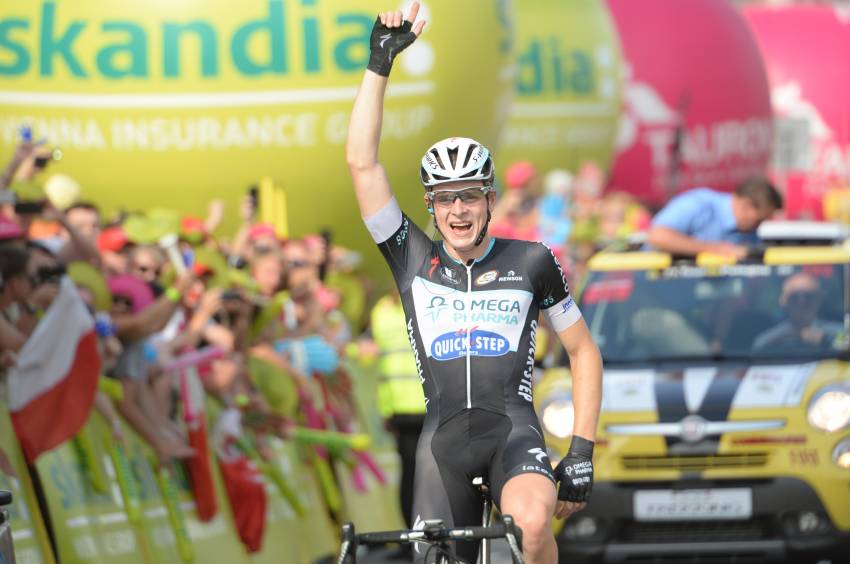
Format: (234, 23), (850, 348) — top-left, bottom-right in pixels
(567, 337), (602, 442)
(347, 71), (388, 170)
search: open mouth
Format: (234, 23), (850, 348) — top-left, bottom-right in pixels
(449, 221), (473, 236)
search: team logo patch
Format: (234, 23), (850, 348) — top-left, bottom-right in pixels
(475, 270), (499, 286)
(428, 256), (440, 279)
(431, 329), (509, 361)
(498, 270), (523, 283)
(440, 266), (459, 285)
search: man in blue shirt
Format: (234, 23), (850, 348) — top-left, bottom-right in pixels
(646, 177), (783, 258)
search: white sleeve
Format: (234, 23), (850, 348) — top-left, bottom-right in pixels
(363, 197), (403, 244)
(545, 295), (583, 332)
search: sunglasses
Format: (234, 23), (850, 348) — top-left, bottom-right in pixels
(787, 290), (820, 306)
(133, 264), (161, 277)
(426, 187), (493, 208)
(112, 295), (134, 309)
(286, 259), (311, 269)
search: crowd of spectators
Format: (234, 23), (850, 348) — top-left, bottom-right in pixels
(0, 132), (384, 553)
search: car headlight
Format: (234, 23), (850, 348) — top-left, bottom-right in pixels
(541, 396), (575, 439)
(808, 383), (850, 432)
(833, 439), (850, 469)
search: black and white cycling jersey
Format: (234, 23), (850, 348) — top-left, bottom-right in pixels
(365, 196), (581, 422)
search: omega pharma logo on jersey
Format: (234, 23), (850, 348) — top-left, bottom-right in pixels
(412, 277), (533, 362)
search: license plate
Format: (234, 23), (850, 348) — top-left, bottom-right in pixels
(634, 488), (752, 521)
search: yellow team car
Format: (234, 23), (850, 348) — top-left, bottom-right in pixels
(536, 222), (850, 564)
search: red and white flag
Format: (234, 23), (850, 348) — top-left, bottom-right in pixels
(7, 277), (101, 462)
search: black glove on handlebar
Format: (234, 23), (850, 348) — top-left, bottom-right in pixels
(553, 435), (594, 503)
(367, 17), (417, 77)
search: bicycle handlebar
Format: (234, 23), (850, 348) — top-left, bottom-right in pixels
(357, 523), (511, 545)
(339, 516), (524, 564)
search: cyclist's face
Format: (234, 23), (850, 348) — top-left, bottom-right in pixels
(426, 180), (493, 252)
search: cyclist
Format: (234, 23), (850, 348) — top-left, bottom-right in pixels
(345, 4), (603, 563)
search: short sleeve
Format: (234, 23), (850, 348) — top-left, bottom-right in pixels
(527, 243), (582, 332)
(651, 190), (706, 233)
(364, 197), (433, 291)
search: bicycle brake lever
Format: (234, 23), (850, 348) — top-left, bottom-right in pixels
(501, 515), (525, 564)
(338, 522), (357, 564)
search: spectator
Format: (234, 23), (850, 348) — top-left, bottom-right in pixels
(646, 177), (783, 258)
(753, 272), (845, 353)
(97, 226), (132, 276)
(0, 245), (34, 352)
(538, 169), (574, 253)
(0, 244), (59, 343)
(107, 272), (197, 462)
(490, 160), (541, 241)
(281, 239), (324, 337)
(129, 245), (166, 285)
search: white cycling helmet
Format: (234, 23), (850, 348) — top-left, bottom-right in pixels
(420, 137), (494, 189)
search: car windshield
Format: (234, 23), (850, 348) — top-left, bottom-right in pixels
(581, 263), (850, 363)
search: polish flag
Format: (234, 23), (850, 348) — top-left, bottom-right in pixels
(7, 277), (101, 462)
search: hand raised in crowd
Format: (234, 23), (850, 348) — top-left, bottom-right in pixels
(9, 126), (44, 168)
(206, 199), (225, 234)
(0, 350), (17, 369)
(28, 281), (59, 310)
(154, 437), (196, 466)
(173, 270), (197, 294)
(240, 194), (257, 223)
(197, 287), (224, 318)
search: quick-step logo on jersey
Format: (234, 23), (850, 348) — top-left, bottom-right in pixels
(431, 328), (510, 361)
(411, 276), (533, 360)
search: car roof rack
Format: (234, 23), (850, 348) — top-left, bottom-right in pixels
(757, 220), (850, 246)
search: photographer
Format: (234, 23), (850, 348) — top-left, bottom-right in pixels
(0, 244), (60, 348)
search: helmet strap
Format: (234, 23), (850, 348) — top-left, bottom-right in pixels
(474, 205), (492, 247)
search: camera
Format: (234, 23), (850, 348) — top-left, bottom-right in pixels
(221, 290), (243, 302)
(33, 264), (66, 286)
(14, 200), (45, 215)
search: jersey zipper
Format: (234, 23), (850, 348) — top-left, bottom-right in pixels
(464, 261), (473, 409)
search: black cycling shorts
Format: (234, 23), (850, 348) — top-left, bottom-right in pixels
(410, 408), (554, 564)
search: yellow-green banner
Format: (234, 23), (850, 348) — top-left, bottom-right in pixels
(0, 0), (514, 279)
(34, 412), (245, 563)
(498, 0), (623, 175)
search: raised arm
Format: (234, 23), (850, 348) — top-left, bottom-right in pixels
(346, 4), (425, 219)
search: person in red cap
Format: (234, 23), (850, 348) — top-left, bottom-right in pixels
(490, 160), (542, 241)
(97, 225), (132, 276)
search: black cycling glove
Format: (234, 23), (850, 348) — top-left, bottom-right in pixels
(553, 435), (595, 503)
(367, 16), (417, 77)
